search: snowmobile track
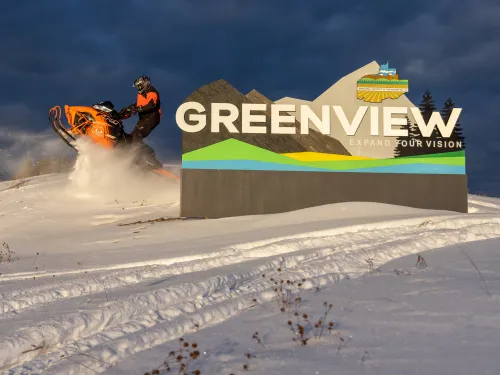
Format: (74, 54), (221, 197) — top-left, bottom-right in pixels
(2, 213), (500, 374)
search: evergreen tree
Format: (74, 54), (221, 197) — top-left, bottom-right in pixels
(394, 116), (423, 157)
(441, 97), (465, 150)
(419, 90), (437, 122)
(418, 90), (442, 154)
(394, 116), (408, 157)
(410, 117), (426, 156)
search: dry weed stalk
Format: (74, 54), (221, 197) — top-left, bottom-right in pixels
(416, 254), (427, 269)
(252, 331), (266, 348)
(261, 268), (305, 313)
(0, 242), (19, 263)
(365, 258), (374, 275)
(286, 301), (335, 346)
(145, 338), (201, 375)
(241, 351), (257, 371)
(394, 269), (411, 276)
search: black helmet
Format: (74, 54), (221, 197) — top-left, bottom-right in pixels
(133, 75), (151, 93)
(92, 100), (115, 112)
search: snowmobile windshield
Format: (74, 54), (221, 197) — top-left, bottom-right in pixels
(93, 104), (114, 113)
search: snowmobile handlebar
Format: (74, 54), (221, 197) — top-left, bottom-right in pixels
(118, 104), (137, 119)
(118, 104), (138, 119)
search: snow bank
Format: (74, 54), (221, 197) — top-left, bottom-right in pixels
(2, 161), (500, 374)
(2, 212), (500, 373)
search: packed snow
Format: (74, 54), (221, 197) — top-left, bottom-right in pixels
(1, 140), (500, 374)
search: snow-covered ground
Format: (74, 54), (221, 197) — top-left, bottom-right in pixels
(1, 141), (500, 374)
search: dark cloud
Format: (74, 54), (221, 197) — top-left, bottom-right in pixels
(0, 0), (499, 194)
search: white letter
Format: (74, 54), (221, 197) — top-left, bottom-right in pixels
(241, 104), (267, 134)
(271, 104), (296, 134)
(370, 106), (379, 136)
(176, 102), (206, 132)
(300, 105), (330, 134)
(211, 103), (239, 133)
(383, 107), (407, 137)
(333, 106), (368, 136)
(410, 107), (462, 138)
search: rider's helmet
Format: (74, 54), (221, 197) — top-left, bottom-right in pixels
(133, 75), (151, 94)
(92, 101), (115, 113)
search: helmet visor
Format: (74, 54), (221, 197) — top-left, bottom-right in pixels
(133, 78), (145, 90)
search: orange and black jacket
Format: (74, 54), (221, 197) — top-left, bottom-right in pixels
(136, 85), (162, 118)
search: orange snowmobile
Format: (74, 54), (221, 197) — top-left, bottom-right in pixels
(48, 101), (179, 181)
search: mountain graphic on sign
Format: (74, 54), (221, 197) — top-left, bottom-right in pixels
(180, 79), (350, 156)
(276, 61), (416, 159)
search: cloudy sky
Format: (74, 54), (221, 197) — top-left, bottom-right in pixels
(1, 0), (499, 194)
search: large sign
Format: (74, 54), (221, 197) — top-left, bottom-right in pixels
(178, 61), (466, 175)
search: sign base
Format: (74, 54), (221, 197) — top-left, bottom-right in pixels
(180, 169), (468, 218)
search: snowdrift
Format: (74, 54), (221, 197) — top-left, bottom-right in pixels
(1, 167), (500, 374)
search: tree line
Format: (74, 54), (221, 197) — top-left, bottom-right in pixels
(394, 90), (465, 157)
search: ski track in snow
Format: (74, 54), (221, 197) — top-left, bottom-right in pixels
(2, 172), (500, 374)
(467, 196), (500, 212)
(2, 210), (500, 374)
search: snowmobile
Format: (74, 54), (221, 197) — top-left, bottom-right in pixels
(48, 102), (179, 181)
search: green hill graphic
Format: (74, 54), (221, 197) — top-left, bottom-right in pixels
(182, 139), (465, 171)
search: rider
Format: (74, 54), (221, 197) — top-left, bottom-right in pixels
(121, 75), (162, 143)
(92, 99), (161, 167)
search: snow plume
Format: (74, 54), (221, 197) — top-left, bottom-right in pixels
(67, 138), (179, 204)
(0, 127), (73, 179)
